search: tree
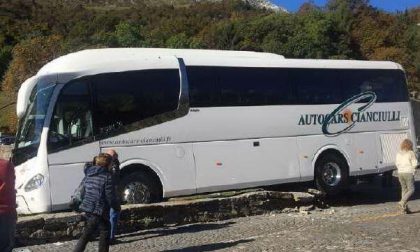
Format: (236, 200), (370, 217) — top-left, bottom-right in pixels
(0, 46), (12, 88)
(115, 21), (144, 47)
(1, 35), (64, 131)
(0, 0), (419, 131)
(197, 20), (243, 50)
(166, 33), (191, 48)
(297, 1), (319, 15)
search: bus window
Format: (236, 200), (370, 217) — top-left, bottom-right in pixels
(92, 69), (180, 136)
(187, 67), (218, 107)
(48, 81), (93, 151)
(188, 66), (295, 107)
(294, 69), (342, 105)
(341, 69), (409, 102)
(216, 67), (294, 107)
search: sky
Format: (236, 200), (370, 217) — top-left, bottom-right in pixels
(273, 0), (420, 12)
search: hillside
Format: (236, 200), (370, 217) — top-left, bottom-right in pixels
(0, 0), (419, 133)
(28, 0), (286, 11)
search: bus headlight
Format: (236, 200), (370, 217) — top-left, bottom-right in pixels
(24, 174), (44, 192)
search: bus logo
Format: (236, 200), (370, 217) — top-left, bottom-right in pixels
(322, 92), (376, 136)
(298, 91), (402, 136)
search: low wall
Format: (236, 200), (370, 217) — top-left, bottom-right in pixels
(16, 190), (316, 247)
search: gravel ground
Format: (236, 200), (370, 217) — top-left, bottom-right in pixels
(17, 174), (420, 252)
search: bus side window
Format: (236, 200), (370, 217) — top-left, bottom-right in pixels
(187, 66), (218, 107)
(48, 81), (93, 151)
(294, 69), (342, 105)
(188, 66), (296, 108)
(215, 67), (294, 107)
(92, 69), (180, 137)
(341, 69), (409, 102)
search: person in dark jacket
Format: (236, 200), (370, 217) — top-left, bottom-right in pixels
(74, 153), (121, 252)
(0, 159), (16, 252)
(105, 149), (121, 243)
(83, 156), (97, 173)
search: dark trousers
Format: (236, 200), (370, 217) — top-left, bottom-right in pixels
(74, 213), (111, 252)
(109, 208), (120, 240)
(0, 212), (17, 252)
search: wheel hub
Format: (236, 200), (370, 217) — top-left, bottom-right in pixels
(321, 162), (342, 186)
(123, 182), (150, 204)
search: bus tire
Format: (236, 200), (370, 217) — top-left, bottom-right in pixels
(315, 153), (349, 195)
(120, 171), (160, 204)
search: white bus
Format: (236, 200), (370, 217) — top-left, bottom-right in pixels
(13, 48), (415, 214)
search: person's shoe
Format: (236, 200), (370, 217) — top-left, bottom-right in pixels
(398, 202), (406, 214)
(405, 206), (412, 214)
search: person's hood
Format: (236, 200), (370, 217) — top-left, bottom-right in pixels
(85, 165), (108, 177)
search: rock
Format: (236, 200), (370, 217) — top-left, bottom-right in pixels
(292, 192), (315, 204)
(328, 209), (336, 214)
(307, 188), (325, 196)
(281, 207), (298, 213)
(299, 205), (315, 212)
(29, 229), (53, 239)
(299, 210), (310, 215)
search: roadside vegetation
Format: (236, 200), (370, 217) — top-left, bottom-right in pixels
(0, 0), (419, 133)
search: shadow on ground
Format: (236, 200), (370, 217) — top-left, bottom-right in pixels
(325, 176), (420, 207)
(267, 174), (420, 208)
(115, 222), (236, 245)
(161, 238), (254, 252)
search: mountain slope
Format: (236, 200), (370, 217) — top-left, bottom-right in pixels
(52, 0), (288, 12)
(244, 0), (288, 12)
(196, 0), (287, 12)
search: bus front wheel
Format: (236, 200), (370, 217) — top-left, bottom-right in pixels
(315, 153), (349, 195)
(120, 171), (160, 204)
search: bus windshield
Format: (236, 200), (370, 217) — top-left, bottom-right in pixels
(16, 82), (55, 149)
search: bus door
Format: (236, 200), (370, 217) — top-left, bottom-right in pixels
(350, 133), (379, 175)
(47, 79), (99, 211)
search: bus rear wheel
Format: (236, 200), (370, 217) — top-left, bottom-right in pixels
(315, 153), (349, 195)
(120, 172), (160, 204)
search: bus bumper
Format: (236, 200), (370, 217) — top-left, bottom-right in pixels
(16, 195), (31, 215)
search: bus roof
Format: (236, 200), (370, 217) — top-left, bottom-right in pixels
(36, 48), (403, 77)
(37, 48), (283, 75)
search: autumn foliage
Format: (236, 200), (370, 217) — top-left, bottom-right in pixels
(0, 0), (419, 133)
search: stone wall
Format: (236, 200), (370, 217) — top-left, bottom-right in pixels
(16, 190), (316, 247)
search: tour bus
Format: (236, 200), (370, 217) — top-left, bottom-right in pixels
(13, 48), (415, 214)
